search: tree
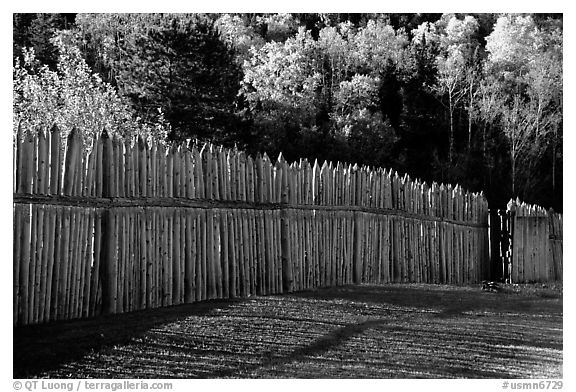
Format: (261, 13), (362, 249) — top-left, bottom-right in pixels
(242, 28), (321, 126)
(13, 13), (76, 67)
(215, 14), (266, 64)
(350, 19), (410, 73)
(241, 20), (407, 162)
(333, 74), (381, 133)
(13, 33), (168, 142)
(423, 15), (480, 162)
(72, 14), (245, 143)
(484, 15), (562, 200)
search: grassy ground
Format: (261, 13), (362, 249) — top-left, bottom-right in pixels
(14, 283), (562, 379)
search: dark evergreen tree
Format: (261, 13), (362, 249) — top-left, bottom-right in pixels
(378, 61), (403, 132)
(13, 13), (76, 67)
(115, 16), (245, 143)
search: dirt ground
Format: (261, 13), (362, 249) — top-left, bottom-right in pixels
(13, 283), (562, 379)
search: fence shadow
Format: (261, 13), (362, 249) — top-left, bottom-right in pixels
(202, 284), (562, 378)
(289, 283), (561, 316)
(204, 318), (530, 379)
(14, 283), (562, 379)
(13, 298), (244, 378)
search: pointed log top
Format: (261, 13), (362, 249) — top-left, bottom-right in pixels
(100, 128), (110, 139)
(262, 151), (270, 161)
(137, 134), (147, 148)
(16, 122), (23, 138)
(277, 152), (285, 164)
(313, 159), (320, 169)
(49, 123), (59, 135)
(67, 126), (80, 140)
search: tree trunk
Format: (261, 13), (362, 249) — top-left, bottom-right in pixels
(482, 123), (487, 189)
(511, 155), (516, 197)
(482, 123), (487, 162)
(468, 83), (474, 152)
(449, 95), (454, 163)
(552, 138), (556, 194)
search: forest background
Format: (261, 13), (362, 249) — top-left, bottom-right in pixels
(12, 13), (563, 211)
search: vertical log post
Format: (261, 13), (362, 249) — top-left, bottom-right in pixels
(100, 130), (117, 314)
(352, 165), (362, 284)
(279, 154), (293, 293)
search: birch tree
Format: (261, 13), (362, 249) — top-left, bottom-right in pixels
(484, 14), (562, 197)
(430, 15), (480, 162)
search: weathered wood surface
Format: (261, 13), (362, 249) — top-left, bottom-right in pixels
(508, 200), (562, 283)
(13, 128), (492, 326)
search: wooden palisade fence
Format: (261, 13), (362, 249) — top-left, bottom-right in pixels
(13, 126), (489, 326)
(506, 199), (563, 283)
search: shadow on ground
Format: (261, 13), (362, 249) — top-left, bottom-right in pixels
(291, 283), (561, 316)
(14, 284), (563, 379)
(13, 298), (243, 378)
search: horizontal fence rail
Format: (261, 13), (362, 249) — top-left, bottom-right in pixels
(14, 126), (490, 326)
